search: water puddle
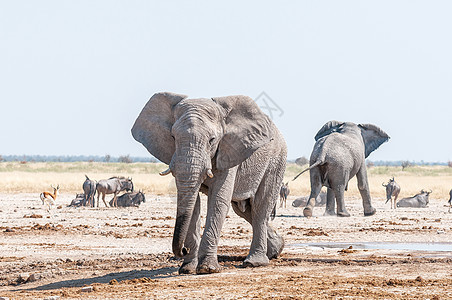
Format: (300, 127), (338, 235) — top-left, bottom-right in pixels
(290, 242), (452, 252)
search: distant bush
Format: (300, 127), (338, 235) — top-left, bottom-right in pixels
(295, 156), (309, 166)
(366, 161), (375, 168)
(104, 154), (111, 163)
(118, 155), (133, 164)
(401, 161), (411, 170)
(448, 161), (452, 168)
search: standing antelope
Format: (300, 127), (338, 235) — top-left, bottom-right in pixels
(40, 185), (59, 212)
(279, 182), (290, 208)
(83, 175), (97, 207)
(382, 177), (401, 209)
(96, 177), (134, 207)
(448, 189), (452, 213)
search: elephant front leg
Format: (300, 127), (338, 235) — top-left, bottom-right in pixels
(356, 166), (376, 216)
(179, 194), (201, 274)
(196, 169), (236, 274)
(323, 188), (336, 216)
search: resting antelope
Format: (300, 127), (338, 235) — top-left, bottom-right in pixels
(40, 185), (59, 212)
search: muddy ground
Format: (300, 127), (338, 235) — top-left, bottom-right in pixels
(0, 193), (451, 299)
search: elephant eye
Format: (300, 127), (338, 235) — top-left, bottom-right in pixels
(209, 137), (215, 145)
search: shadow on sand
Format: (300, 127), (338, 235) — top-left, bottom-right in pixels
(22, 254), (247, 291)
(23, 266), (178, 291)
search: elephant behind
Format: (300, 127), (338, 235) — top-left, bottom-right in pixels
(132, 92), (287, 275)
(294, 121), (390, 217)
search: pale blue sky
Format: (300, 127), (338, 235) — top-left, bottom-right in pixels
(1, 1), (451, 161)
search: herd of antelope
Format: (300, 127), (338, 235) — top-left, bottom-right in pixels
(40, 175), (451, 213)
(40, 175), (146, 212)
(279, 177), (452, 212)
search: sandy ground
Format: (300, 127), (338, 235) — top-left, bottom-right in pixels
(0, 192), (451, 299)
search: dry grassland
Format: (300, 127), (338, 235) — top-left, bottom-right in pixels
(0, 162), (451, 200)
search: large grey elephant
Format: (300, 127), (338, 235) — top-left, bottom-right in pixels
(131, 92), (287, 274)
(294, 121), (389, 217)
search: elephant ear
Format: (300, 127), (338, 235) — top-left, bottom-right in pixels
(131, 92), (188, 164)
(212, 95), (273, 170)
(358, 123), (390, 158)
(314, 120), (345, 141)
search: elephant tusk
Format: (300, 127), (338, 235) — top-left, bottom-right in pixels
(159, 168), (172, 176)
(206, 169), (214, 178)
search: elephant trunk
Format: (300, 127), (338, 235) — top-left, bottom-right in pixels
(171, 137), (211, 258)
(172, 173), (203, 258)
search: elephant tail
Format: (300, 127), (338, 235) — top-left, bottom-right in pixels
(292, 160), (323, 181)
(270, 203), (276, 220)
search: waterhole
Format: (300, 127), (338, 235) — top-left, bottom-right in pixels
(290, 242), (452, 252)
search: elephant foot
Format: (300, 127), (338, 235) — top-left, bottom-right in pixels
(323, 210), (336, 216)
(337, 211), (351, 217)
(179, 259), (197, 275)
(364, 207), (377, 216)
(303, 207), (313, 217)
(196, 256), (221, 274)
(267, 232), (284, 259)
(243, 252), (269, 268)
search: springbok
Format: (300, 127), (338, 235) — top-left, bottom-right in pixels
(40, 185), (59, 212)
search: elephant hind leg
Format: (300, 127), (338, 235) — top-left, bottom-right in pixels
(232, 199), (284, 261)
(323, 187), (336, 216)
(356, 165), (376, 216)
(333, 184), (350, 217)
(304, 169), (322, 217)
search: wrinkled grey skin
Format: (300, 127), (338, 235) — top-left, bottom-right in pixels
(382, 177), (401, 209)
(83, 175), (97, 207)
(294, 121), (390, 217)
(448, 189), (452, 213)
(279, 182), (290, 208)
(132, 92), (287, 275)
(96, 177), (134, 207)
(110, 191), (146, 207)
(397, 190), (431, 208)
(292, 191), (327, 208)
